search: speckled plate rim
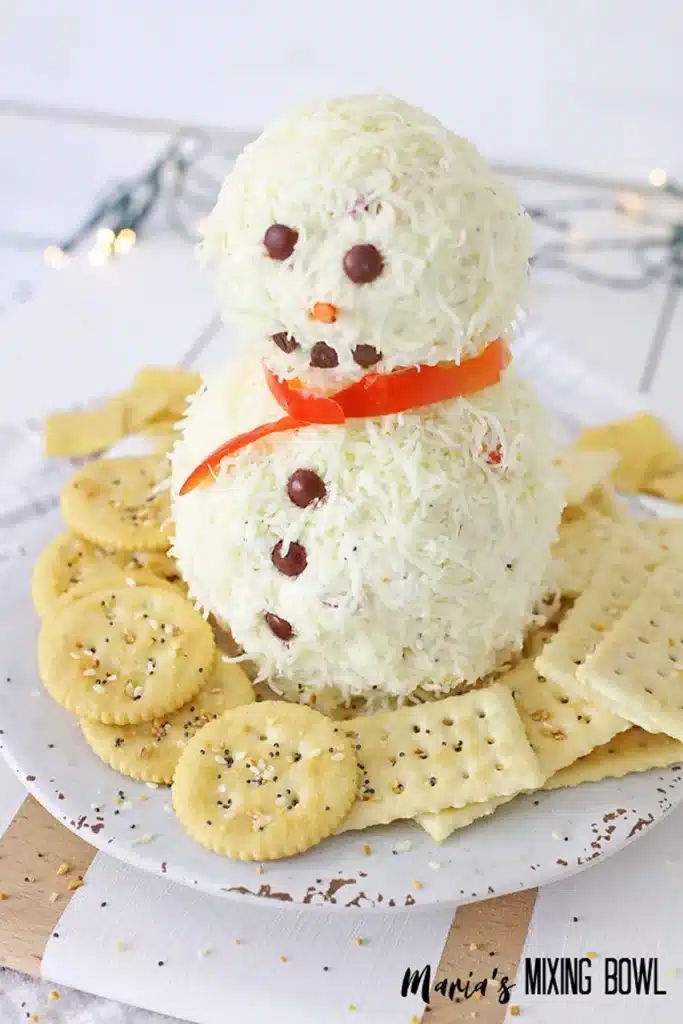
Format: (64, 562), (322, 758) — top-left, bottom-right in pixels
(1, 514), (683, 912)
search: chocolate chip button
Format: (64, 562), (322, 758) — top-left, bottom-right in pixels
(310, 342), (339, 369)
(352, 344), (382, 368)
(264, 612), (294, 641)
(272, 331), (298, 353)
(264, 224), (298, 261)
(272, 540), (308, 577)
(343, 243), (384, 284)
(287, 469), (326, 508)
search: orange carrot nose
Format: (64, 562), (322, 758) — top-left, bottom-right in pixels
(310, 302), (338, 324)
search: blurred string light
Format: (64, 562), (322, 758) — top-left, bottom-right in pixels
(42, 129), (222, 269)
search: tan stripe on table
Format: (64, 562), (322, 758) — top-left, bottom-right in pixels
(0, 796), (97, 975)
(428, 888), (538, 1023)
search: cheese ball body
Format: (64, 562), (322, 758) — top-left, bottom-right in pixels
(171, 359), (562, 703)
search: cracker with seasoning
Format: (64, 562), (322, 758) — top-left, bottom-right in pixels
(81, 656), (255, 783)
(172, 701), (358, 860)
(61, 456), (172, 552)
(38, 586), (215, 725)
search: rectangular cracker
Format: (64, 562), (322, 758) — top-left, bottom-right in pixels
(44, 389), (170, 458)
(635, 517), (683, 559)
(646, 470), (683, 504)
(577, 565), (683, 740)
(417, 659), (628, 843)
(550, 515), (644, 599)
(337, 684), (543, 833)
(132, 366), (201, 400)
(575, 413), (683, 493)
(543, 727), (683, 790)
(417, 795), (514, 843)
(536, 533), (663, 693)
(503, 659), (629, 777)
(554, 448), (622, 506)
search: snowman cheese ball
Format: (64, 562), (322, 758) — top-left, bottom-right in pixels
(171, 94), (563, 706)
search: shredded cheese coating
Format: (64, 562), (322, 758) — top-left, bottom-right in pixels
(200, 94), (532, 387)
(171, 359), (562, 703)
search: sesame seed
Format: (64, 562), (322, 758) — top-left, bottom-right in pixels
(49, 892), (59, 903)
(393, 840), (412, 853)
(56, 862), (70, 876)
(427, 860), (441, 870)
(469, 942), (479, 951)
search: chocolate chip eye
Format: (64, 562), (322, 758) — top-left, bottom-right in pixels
(264, 224), (298, 261)
(272, 332), (298, 353)
(310, 342), (339, 369)
(343, 243), (383, 284)
(352, 344), (382, 368)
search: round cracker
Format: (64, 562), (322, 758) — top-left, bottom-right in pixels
(38, 586), (215, 725)
(31, 532), (183, 617)
(81, 657), (255, 783)
(60, 456), (172, 552)
(172, 701), (358, 861)
(55, 564), (178, 611)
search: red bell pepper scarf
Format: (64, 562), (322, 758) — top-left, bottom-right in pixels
(180, 338), (508, 495)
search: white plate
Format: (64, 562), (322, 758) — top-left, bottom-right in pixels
(1, 327), (682, 910)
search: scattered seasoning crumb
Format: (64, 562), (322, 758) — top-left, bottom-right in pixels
(49, 991), (60, 1001)
(412, 880), (423, 890)
(473, 991), (482, 1000)
(131, 833), (155, 846)
(234, 939), (241, 946)
(361, 843), (372, 856)
(198, 948), (211, 959)
(510, 1006), (521, 1017)
(0, 892), (8, 900)
(354, 937), (364, 946)
(116, 941), (128, 952)
(393, 840), (412, 854)
(280, 955), (287, 962)
(586, 951), (600, 960)
(348, 1005), (357, 1013)
(56, 863), (70, 876)
(427, 860), (441, 870)
(256, 864), (264, 875)
(49, 892), (59, 903)
(469, 942), (479, 951)
(137, 794), (148, 802)
(411, 1017), (421, 1024)
(67, 878), (84, 892)
(551, 831), (566, 841)
(25, 875), (36, 883)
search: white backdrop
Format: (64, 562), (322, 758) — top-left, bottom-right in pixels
(0, 0), (681, 179)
